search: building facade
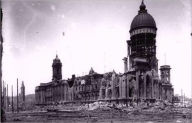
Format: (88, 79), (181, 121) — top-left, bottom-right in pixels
(35, 1), (174, 105)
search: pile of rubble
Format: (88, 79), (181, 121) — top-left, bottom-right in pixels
(78, 102), (112, 111)
(77, 100), (175, 114)
(34, 100), (190, 117)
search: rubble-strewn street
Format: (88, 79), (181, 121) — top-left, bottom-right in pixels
(5, 102), (192, 122)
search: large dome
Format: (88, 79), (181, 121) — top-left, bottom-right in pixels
(130, 1), (157, 32)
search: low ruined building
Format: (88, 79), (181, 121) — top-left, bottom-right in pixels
(35, 1), (174, 105)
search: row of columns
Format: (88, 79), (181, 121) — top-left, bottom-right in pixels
(98, 71), (162, 102)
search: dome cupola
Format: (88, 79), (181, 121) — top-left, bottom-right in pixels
(53, 54), (61, 64)
(130, 0), (157, 36)
(52, 54), (62, 81)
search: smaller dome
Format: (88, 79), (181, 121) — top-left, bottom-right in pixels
(53, 54), (61, 64)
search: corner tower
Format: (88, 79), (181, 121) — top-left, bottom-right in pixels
(127, 0), (158, 71)
(52, 54), (62, 81)
(160, 65), (171, 84)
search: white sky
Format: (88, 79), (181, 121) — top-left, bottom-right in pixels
(2, 0), (192, 97)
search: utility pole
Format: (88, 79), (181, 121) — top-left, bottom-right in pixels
(7, 84), (8, 111)
(12, 85), (13, 113)
(191, 33), (192, 100)
(17, 78), (18, 113)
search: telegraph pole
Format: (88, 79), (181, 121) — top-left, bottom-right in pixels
(191, 33), (192, 100)
(17, 78), (18, 113)
(12, 85), (13, 113)
(7, 84), (8, 111)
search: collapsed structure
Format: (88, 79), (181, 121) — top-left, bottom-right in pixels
(35, 1), (174, 105)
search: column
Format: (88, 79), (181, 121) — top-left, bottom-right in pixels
(105, 86), (108, 100)
(154, 81), (156, 99)
(64, 85), (67, 101)
(98, 87), (102, 100)
(57, 86), (59, 101)
(156, 81), (158, 99)
(61, 85), (63, 101)
(111, 74), (116, 100)
(151, 79), (154, 99)
(144, 74), (146, 99)
(127, 40), (131, 70)
(63, 85), (65, 101)
(123, 57), (128, 73)
(72, 86), (74, 101)
(122, 76), (126, 99)
(126, 76), (130, 99)
(159, 83), (162, 100)
(119, 77), (122, 99)
(39, 90), (43, 104)
(136, 71), (140, 99)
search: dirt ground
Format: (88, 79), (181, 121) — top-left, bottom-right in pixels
(4, 106), (192, 123)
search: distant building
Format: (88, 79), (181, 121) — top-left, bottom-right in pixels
(35, 1), (174, 105)
(19, 81), (25, 110)
(20, 81), (25, 103)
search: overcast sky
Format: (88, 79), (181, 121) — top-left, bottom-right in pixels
(2, 0), (192, 97)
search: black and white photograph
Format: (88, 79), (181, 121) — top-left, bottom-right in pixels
(0, 0), (192, 122)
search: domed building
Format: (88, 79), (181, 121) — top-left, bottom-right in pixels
(100, 0), (174, 103)
(35, 1), (174, 105)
